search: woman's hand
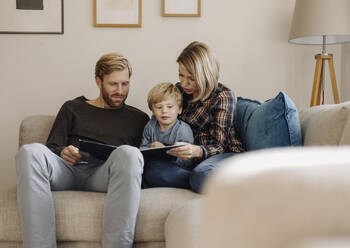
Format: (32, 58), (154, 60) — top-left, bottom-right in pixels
(60, 145), (82, 166)
(150, 141), (165, 148)
(167, 142), (203, 160)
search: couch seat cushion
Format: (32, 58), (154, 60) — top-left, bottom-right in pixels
(0, 186), (200, 242)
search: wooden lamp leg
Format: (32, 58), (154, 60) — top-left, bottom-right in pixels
(327, 56), (340, 104)
(310, 55), (323, 107)
(310, 54), (340, 107)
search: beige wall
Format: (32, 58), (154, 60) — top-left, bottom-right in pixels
(341, 43), (350, 101)
(0, 0), (347, 188)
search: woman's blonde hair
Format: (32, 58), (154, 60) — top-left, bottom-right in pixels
(147, 82), (183, 110)
(176, 41), (220, 102)
(95, 52), (132, 81)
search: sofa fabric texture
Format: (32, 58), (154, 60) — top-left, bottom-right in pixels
(235, 91), (302, 151)
(200, 146), (350, 248)
(299, 101), (350, 145)
(2, 101), (350, 247)
(0, 187), (198, 244)
(0, 115), (200, 247)
(161, 101), (350, 248)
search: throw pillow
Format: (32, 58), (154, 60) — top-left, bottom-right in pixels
(235, 91), (302, 151)
(299, 101), (350, 145)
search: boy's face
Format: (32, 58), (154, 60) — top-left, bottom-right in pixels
(152, 97), (181, 131)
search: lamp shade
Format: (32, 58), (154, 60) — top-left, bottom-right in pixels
(289, 0), (350, 44)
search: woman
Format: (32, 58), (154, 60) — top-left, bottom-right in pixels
(143, 41), (244, 193)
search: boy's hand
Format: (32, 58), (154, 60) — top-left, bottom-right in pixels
(150, 141), (165, 148)
(60, 145), (83, 166)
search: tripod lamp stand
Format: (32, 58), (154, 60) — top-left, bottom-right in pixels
(289, 0), (350, 107)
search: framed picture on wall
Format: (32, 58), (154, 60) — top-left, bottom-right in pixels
(0, 0), (64, 34)
(94, 0), (142, 28)
(162, 0), (201, 17)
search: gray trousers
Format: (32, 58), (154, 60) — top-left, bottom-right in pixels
(15, 143), (144, 248)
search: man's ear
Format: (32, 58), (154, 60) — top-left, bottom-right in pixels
(95, 76), (102, 89)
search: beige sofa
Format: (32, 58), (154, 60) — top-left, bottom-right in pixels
(165, 101), (350, 248)
(0, 115), (201, 248)
(199, 146), (350, 248)
(1, 101), (350, 247)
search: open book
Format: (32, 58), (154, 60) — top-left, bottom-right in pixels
(79, 139), (183, 161)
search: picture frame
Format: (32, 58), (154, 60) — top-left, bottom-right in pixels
(162, 0), (201, 17)
(94, 0), (142, 28)
(0, 0), (64, 34)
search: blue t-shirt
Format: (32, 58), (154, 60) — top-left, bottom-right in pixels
(140, 116), (194, 168)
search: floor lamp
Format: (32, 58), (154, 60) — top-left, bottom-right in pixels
(289, 0), (350, 107)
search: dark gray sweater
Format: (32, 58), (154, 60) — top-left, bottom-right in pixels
(46, 96), (149, 156)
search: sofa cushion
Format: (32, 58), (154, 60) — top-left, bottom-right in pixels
(235, 91), (302, 151)
(299, 101), (350, 146)
(0, 187), (200, 243)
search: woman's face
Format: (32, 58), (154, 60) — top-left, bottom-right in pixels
(178, 64), (199, 97)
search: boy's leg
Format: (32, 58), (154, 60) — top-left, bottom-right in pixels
(83, 145), (144, 248)
(16, 143), (77, 248)
(143, 159), (191, 189)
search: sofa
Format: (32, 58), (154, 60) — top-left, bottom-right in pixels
(0, 115), (201, 248)
(165, 101), (350, 248)
(199, 146), (350, 248)
(1, 100), (350, 247)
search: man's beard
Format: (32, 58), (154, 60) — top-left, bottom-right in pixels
(101, 87), (127, 108)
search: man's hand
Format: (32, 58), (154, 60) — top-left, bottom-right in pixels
(60, 145), (83, 166)
(150, 141), (165, 148)
(166, 142), (203, 160)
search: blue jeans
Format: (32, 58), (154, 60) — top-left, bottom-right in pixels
(142, 152), (237, 193)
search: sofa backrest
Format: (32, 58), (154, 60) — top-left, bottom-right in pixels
(18, 101), (350, 148)
(299, 101), (350, 146)
(19, 115), (55, 147)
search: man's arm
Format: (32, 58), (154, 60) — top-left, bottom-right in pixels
(46, 101), (82, 165)
(46, 102), (71, 155)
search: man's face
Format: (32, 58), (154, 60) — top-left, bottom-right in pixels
(97, 69), (130, 108)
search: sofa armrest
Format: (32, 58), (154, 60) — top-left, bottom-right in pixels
(200, 146), (350, 248)
(19, 115), (55, 147)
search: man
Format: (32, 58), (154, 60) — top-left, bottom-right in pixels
(15, 53), (150, 248)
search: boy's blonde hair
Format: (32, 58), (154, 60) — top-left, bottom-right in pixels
(147, 83), (183, 110)
(95, 52), (132, 81)
(176, 41), (219, 102)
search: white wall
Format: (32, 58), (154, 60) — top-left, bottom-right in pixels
(0, 0), (346, 188)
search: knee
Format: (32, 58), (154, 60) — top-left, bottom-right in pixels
(108, 145), (144, 176)
(189, 169), (208, 193)
(16, 143), (47, 161)
(16, 143), (48, 172)
(189, 162), (215, 193)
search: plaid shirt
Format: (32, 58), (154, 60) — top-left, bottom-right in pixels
(177, 83), (244, 160)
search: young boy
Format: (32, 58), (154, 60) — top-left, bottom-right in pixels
(141, 82), (194, 188)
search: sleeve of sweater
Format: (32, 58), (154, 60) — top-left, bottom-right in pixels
(46, 101), (72, 156)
